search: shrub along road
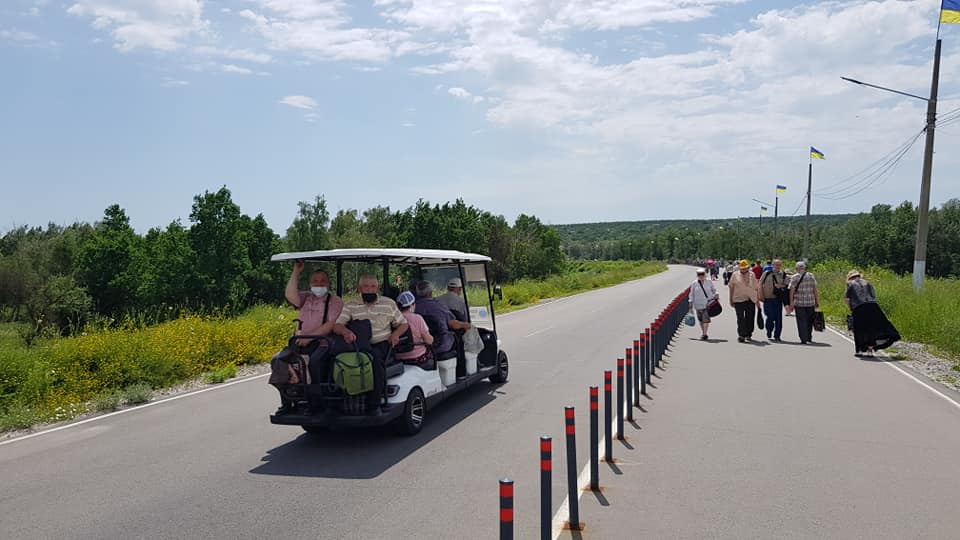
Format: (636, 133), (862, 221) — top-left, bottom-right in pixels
(2, 266), (960, 539)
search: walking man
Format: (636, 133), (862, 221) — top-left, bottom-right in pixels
(728, 259), (761, 342)
(788, 261), (820, 344)
(758, 259), (788, 341)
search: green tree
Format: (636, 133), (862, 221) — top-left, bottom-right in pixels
(285, 195), (330, 252)
(76, 205), (141, 314)
(188, 187), (251, 308)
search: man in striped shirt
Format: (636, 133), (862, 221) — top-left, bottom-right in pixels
(334, 275), (410, 401)
(788, 261), (820, 344)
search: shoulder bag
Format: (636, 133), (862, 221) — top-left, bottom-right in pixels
(700, 280), (722, 317)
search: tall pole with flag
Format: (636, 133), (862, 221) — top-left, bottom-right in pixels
(775, 184), (787, 239)
(804, 147), (825, 260)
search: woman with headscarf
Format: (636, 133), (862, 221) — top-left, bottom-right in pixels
(845, 270), (900, 357)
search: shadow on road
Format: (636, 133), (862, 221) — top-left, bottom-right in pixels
(249, 383), (500, 479)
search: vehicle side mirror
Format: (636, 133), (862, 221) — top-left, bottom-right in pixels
(492, 285), (503, 301)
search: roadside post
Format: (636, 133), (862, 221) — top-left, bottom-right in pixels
(540, 437), (551, 540)
(564, 406), (581, 530)
(604, 370), (613, 462)
(633, 339), (641, 405)
(589, 387), (599, 491)
(500, 478), (514, 540)
(616, 358), (625, 440)
(625, 347), (634, 422)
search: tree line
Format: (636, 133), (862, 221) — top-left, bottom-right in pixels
(560, 200), (960, 279)
(0, 187), (563, 339)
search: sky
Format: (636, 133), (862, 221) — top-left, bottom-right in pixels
(2, 0), (959, 235)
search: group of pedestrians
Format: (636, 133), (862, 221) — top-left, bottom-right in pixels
(689, 259), (898, 354)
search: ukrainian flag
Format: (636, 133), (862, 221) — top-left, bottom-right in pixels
(942, 0), (960, 24)
(761, 206), (769, 213)
(776, 184), (787, 193)
(810, 146), (825, 160)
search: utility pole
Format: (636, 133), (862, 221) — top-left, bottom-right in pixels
(840, 38), (942, 291)
(914, 38), (941, 291)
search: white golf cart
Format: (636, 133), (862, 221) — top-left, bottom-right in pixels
(269, 248), (509, 436)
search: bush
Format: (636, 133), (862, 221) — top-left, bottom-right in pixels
(92, 391), (122, 412)
(203, 364), (238, 384)
(121, 383), (153, 405)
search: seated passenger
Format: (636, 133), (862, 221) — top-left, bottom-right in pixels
(332, 275), (409, 403)
(394, 291), (434, 365)
(268, 262), (343, 413)
(414, 281), (471, 357)
(437, 277), (468, 321)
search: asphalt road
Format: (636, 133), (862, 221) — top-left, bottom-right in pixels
(0, 266), (695, 540)
(568, 278), (960, 540)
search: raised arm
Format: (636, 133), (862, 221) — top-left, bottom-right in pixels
(285, 261), (304, 307)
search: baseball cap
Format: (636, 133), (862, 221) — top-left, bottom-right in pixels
(738, 259), (750, 269)
(397, 291), (416, 307)
(447, 277), (463, 288)
(696, 268), (706, 274)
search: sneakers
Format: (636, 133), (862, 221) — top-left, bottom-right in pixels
(737, 337), (745, 343)
(701, 334), (708, 341)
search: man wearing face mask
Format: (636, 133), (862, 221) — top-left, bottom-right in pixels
(269, 262), (344, 413)
(333, 275), (410, 403)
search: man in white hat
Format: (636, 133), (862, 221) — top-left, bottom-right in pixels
(438, 277), (468, 321)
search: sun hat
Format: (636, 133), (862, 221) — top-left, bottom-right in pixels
(847, 269), (861, 280)
(447, 277), (463, 288)
(397, 291), (416, 307)
(738, 259), (750, 269)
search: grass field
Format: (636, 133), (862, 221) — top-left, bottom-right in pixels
(0, 260), (666, 432)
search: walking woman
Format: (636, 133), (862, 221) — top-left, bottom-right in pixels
(787, 261), (820, 344)
(845, 270), (901, 357)
(729, 259), (761, 342)
(689, 267), (718, 340)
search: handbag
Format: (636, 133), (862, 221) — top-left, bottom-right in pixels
(756, 309), (764, 328)
(846, 314), (855, 331)
(684, 314), (696, 327)
(699, 280), (722, 317)
(813, 311), (826, 332)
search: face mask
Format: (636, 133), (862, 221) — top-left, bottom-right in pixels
(310, 286), (328, 297)
(361, 292), (378, 304)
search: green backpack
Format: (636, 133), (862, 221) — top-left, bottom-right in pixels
(332, 351), (375, 395)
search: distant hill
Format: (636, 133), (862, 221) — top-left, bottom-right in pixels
(553, 214), (859, 244)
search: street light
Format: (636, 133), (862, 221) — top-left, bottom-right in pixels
(841, 38), (942, 291)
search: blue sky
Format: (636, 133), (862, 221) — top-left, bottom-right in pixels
(2, 0), (959, 234)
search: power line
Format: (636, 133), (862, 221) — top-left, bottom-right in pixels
(816, 131), (923, 201)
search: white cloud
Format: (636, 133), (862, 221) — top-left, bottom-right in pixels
(67, 0), (207, 52)
(194, 45), (272, 64)
(0, 29), (40, 42)
(447, 87), (472, 99)
(161, 76), (189, 87)
(240, 1), (410, 62)
(220, 63), (253, 74)
(354, 66), (382, 72)
(279, 95), (318, 110)
(402, 122), (416, 127)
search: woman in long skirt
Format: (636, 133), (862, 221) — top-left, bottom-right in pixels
(845, 270), (901, 357)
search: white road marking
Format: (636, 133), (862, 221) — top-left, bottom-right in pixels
(524, 326), (555, 338)
(0, 373), (270, 447)
(825, 326), (960, 411)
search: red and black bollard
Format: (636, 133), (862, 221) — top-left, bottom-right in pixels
(603, 370), (613, 462)
(500, 478), (514, 540)
(625, 347), (634, 422)
(540, 436), (551, 540)
(645, 328), (653, 379)
(589, 387), (599, 491)
(616, 358), (625, 440)
(564, 406), (581, 530)
(633, 339), (641, 406)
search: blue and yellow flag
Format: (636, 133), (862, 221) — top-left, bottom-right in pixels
(776, 184), (787, 193)
(761, 206), (769, 213)
(810, 146), (825, 160)
(942, 0), (960, 24)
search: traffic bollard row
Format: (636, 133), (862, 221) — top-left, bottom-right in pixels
(502, 287), (692, 539)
